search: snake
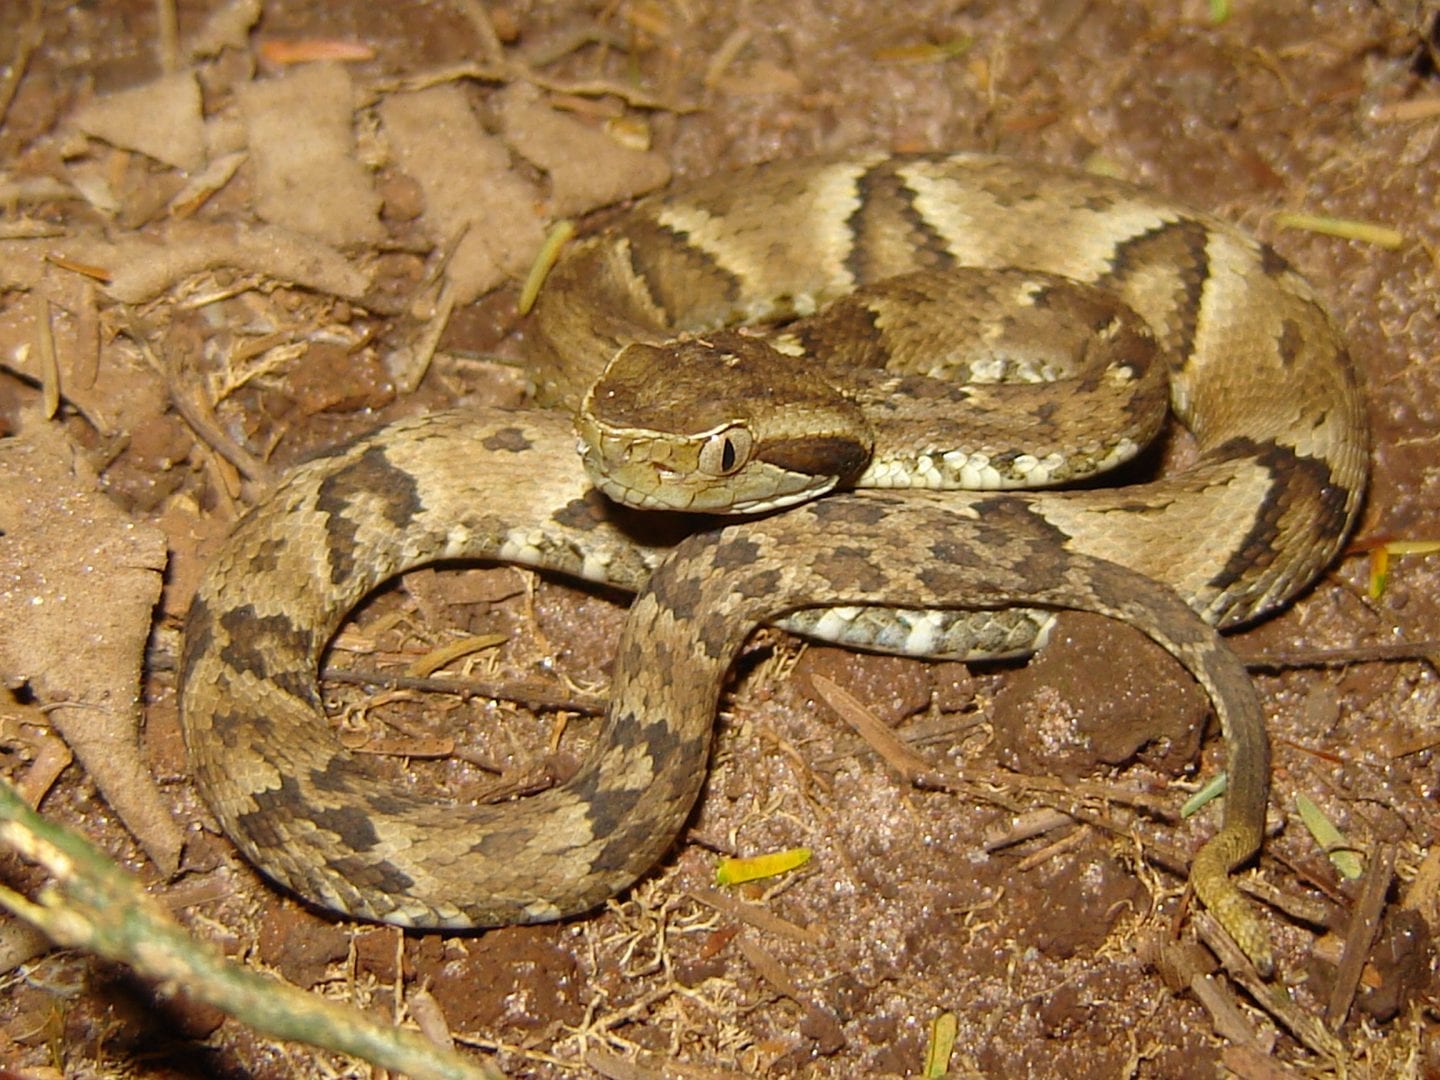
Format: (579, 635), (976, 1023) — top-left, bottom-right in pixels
(180, 153), (1368, 977)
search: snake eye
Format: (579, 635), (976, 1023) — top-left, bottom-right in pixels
(698, 426), (753, 476)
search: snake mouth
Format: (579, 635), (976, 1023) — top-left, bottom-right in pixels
(580, 443), (837, 515)
(589, 472), (682, 512)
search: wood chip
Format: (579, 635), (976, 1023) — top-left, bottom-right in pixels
(1326, 841), (1398, 1028)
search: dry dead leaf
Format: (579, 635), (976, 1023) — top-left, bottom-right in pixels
(0, 416), (180, 874)
(69, 70), (207, 173)
(379, 83), (546, 303)
(498, 83), (671, 216)
(79, 220), (370, 303)
(238, 61), (383, 246)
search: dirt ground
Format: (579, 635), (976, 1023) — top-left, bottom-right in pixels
(0, 0), (1438, 1077)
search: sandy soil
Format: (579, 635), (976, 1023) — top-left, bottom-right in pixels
(0, 1), (1437, 1077)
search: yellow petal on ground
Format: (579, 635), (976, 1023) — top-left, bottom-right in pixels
(1367, 538), (1440, 598)
(519, 220), (576, 315)
(405, 633), (510, 678)
(924, 1011), (958, 1078)
(1273, 211), (1404, 250)
(715, 847), (811, 886)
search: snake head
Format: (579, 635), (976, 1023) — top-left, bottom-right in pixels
(577, 332), (874, 514)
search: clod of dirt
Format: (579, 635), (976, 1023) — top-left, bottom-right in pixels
(255, 900), (352, 990)
(421, 924), (584, 1034)
(796, 645), (933, 727)
(1008, 848), (1145, 960)
(1356, 908), (1434, 1024)
(285, 341), (396, 415)
(991, 611), (1208, 781)
(77, 219), (373, 304)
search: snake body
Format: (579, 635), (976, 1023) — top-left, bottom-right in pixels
(180, 154), (1367, 971)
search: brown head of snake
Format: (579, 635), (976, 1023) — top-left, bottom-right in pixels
(181, 153), (1368, 980)
(575, 267), (1171, 513)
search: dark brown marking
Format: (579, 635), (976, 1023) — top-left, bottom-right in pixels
(815, 546), (887, 594)
(1080, 192), (1123, 214)
(785, 299), (890, 368)
(209, 709), (274, 750)
(736, 567), (783, 600)
(1258, 243), (1292, 277)
(1205, 438), (1352, 599)
(179, 594), (215, 698)
(710, 534), (761, 571)
(307, 755), (364, 797)
(245, 772), (384, 855)
(611, 707), (683, 761)
(920, 498), (1071, 594)
(570, 760), (645, 841)
(248, 536), (287, 575)
(991, 449), (1023, 471)
(552, 494), (608, 531)
(804, 499), (890, 526)
(481, 426), (532, 453)
(587, 732), (701, 877)
(618, 216), (744, 327)
(695, 611), (732, 662)
(218, 607), (319, 705)
(236, 798), (288, 850)
(1095, 219), (1211, 362)
(308, 802), (382, 852)
(1276, 318), (1306, 370)
(239, 774), (308, 822)
(364, 791), (418, 817)
(644, 633), (676, 679)
(646, 561), (706, 621)
(315, 446), (422, 586)
(322, 854), (416, 894)
(757, 435), (869, 482)
(616, 633), (648, 681)
(845, 160), (957, 284)
(469, 827), (535, 859)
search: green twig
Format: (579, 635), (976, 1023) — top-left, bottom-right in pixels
(0, 780), (503, 1080)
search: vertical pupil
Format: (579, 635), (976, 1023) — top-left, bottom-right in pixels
(721, 439), (736, 472)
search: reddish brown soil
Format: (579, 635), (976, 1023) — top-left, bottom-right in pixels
(1, 1), (1437, 1078)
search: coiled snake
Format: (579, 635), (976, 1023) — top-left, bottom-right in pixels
(180, 154), (1367, 975)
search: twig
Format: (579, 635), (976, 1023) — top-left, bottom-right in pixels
(0, 0), (43, 130)
(320, 663), (607, 715)
(1237, 639), (1440, 671)
(1141, 934), (1273, 1049)
(1194, 911), (1344, 1060)
(813, 672), (1175, 817)
(0, 780), (503, 1079)
(1370, 96), (1440, 123)
(1013, 822), (1090, 872)
(154, 0), (179, 72)
(1326, 841), (1397, 1029)
(34, 293), (60, 418)
(122, 311), (274, 485)
(147, 644), (608, 716)
(737, 933), (804, 1001)
(455, 0), (507, 66)
(983, 808), (1076, 852)
(686, 887), (822, 946)
(381, 61), (693, 113)
(1219, 1044), (1310, 1079)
